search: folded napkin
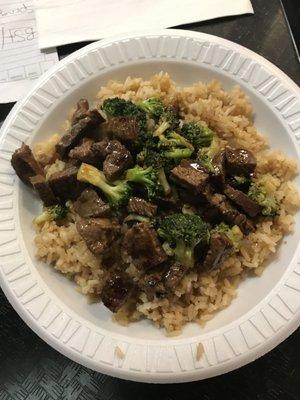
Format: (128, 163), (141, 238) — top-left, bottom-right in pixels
(34, 0), (253, 49)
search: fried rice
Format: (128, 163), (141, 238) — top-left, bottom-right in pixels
(34, 73), (300, 334)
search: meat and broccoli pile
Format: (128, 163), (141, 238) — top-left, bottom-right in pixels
(11, 96), (280, 314)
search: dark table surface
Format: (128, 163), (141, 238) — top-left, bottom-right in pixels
(0, 0), (299, 399)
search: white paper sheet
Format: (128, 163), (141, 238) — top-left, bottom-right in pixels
(0, 0), (58, 103)
(35, 0), (253, 50)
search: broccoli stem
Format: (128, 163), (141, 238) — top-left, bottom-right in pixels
(154, 121), (170, 137)
(175, 240), (194, 268)
(164, 148), (193, 159)
(34, 211), (50, 225)
(159, 132), (194, 151)
(157, 167), (171, 195)
(77, 163), (130, 207)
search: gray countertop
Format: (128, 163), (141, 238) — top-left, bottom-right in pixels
(0, 0), (299, 399)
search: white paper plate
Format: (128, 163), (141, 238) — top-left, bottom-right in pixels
(0, 30), (299, 383)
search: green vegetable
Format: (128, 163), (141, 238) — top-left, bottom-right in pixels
(157, 213), (210, 268)
(163, 147), (193, 160)
(34, 204), (68, 225)
(157, 166), (171, 195)
(181, 121), (214, 150)
(213, 223), (243, 250)
(158, 131), (194, 151)
(197, 136), (221, 172)
(136, 97), (164, 120)
(139, 147), (171, 194)
(125, 165), (163, 201)
(233, 176), (249, 186)
(248, 182), (279, 216)
(154, 105), (180, 137)
(77, 163), (131, 208)
(123, 214), (151, 224)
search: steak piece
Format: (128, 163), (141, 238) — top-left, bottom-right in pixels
(101, 270), (133, 312)
(164, 263), (187, 291)
(73, 188), (111, 218)
(102, 116), (139, 143)
(202, 232), (233, 271)
(138, 263), (187, 300)
(127, 197), (157, 217)
(138, 271), (167, 300)
(211, 151), (226, 190)
(224, 184), (262, 217)
(204, 193), (254, 235)
(158, 188), (181, 210)
(76, 217), (120, 255)
(90, 140), (110, 159)
(122, 223), (167, 269)
(48, 166), (85, 201)
(171, 160), (209, 193)
(11, 143), (44, 186)
(69, 138), (100, 166)
(71, 98), (89, 125)
(30, 175), (57, 206)
(56, 111), (104, 158)
(103, 140), (133, 181)
(225, 147), (256, 176)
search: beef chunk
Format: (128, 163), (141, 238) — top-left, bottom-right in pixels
(48, 166), (85, 201)
(30, 175), (57, 206)
(102, 116), (139, 143)
(101, 270), (133, 312)
(224, 184), (262, 217)
(138, 263), (187, 300)
(202, 232), (233, 271)
(211, 151), (226, 190)
(164, 263), (187, 291)
(71, 99), (89, 125)
(122, 223), (167, 268)
(69, 138), (99, 166)
(158, 188), (181, 210)
(76, 217), (120, 255)
(204, 193), (254, 235)
(127, 197), (157, 217)
(225, 147), (256, 176)
(138, 271), (167, 300)
(11, 143), (44, 186)
(73, 188), (111, 218)
(56, 111), (104, 158)
(103, 140), (133, 181)
(171, 160), (209, 193)
(90, 139), (122, 160)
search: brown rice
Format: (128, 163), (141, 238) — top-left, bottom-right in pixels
(35, 73), (300, 334)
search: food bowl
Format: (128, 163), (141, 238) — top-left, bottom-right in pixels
(0, 30), (299, 383)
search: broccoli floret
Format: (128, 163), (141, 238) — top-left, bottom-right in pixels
(227, 175), (251, 191)
(181, 122), (214, 150)
(197, 136), (221, 172)
(159, 131), (194, 151)
(213, 223), (243, 250)
(34, 204), (68, 225)
(136, 97), (164, 120)
(248, 182), (279, 216)
(154, 105), (180, 137)
(163, 147), (193, 160)
(101, 97), (145, 121)
(140, 147), (173, 194)
(126, 165), (162, 200)
(157, 213), (210, 268)
(77, 163), (131, 208)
